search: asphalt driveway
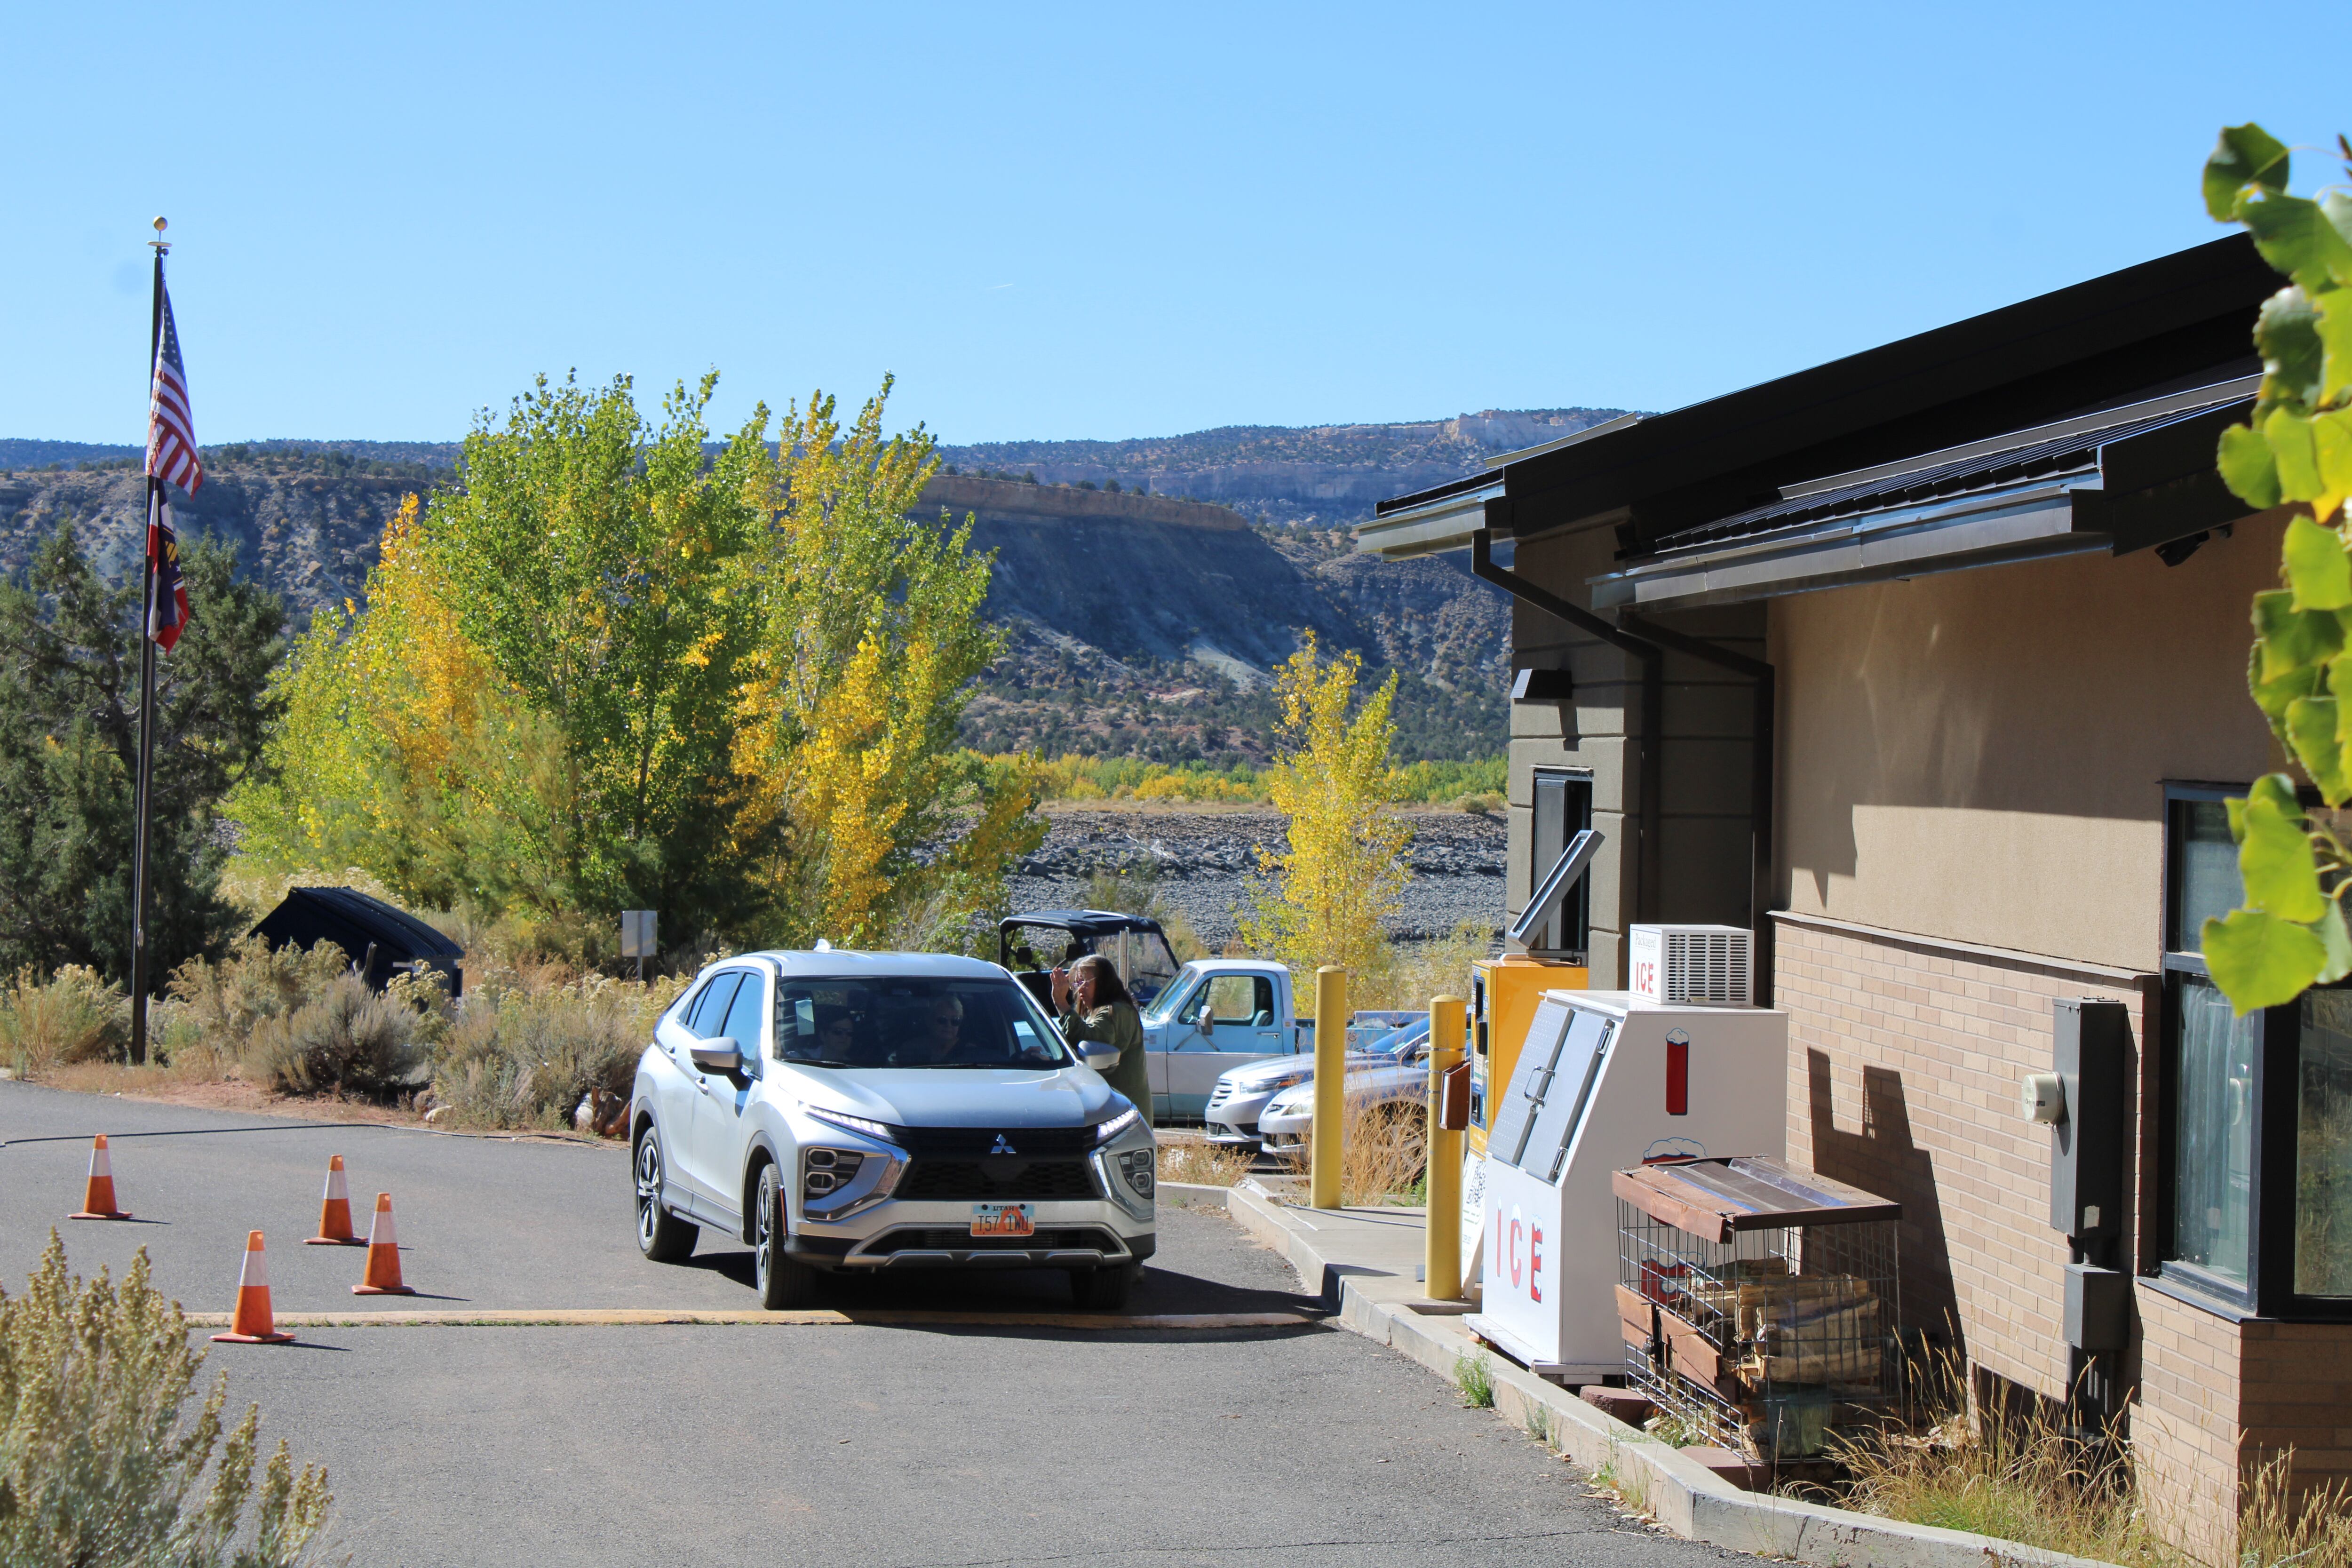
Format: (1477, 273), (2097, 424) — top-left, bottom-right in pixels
(0, 1082), (1751, 1568)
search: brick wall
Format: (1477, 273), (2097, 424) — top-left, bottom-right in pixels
(2136, 1287), (2245, 1541)
(1774, 910), (2352, 1551)
(1775, 913), (2144, 1394)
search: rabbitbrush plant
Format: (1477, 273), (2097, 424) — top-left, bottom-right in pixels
(0, 1232), (331, 1566)
(2196, 126), (2352, 1014)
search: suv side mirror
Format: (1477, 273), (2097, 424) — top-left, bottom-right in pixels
(1076, 1039), (1119, 1066)
(689, 1042), (742, 1075)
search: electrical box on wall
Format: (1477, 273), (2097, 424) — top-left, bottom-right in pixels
(2049, 999), (2128, 1245)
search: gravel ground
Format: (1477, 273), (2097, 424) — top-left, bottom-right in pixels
(1010, 804), (1507, 947)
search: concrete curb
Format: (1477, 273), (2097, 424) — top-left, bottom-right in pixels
(1218, 1179), (2118, 1568)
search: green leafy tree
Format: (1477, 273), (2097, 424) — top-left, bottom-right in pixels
(1236, 635), (1410, 1003)
(0, 523), (284, 984)
(731, 380), (1041, 948)
(2201, 127), (2352, 1012)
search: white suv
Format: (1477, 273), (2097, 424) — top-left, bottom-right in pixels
(630, 951), (1157, 1310)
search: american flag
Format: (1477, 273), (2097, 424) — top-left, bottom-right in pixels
(145, 286), (202, 493)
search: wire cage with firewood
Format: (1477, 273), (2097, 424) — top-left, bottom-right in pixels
(1614, 1156), (1901, 1461)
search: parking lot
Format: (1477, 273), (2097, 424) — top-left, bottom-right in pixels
(1, 1082), (1751, 1567)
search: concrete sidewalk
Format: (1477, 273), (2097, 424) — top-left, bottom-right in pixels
(1203, 1175), (2119, 1568)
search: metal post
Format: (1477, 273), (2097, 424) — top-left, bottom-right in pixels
(1309, 965), (1346, 1210)
(128, 234), (166, 1067)
(1424, 993), (1467, 1300)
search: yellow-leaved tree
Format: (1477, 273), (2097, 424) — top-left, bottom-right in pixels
(733, 380), (1041, 948)
(1237, 636), (1411, 1008)
(237, 372), (1038, 953)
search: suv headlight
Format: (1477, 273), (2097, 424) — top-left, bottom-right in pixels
(1091, 1145), (1154, 1219)
(1092, 1105), (1142, 1146)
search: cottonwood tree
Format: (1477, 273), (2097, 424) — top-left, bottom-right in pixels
(1237, 634), (1411, 1003)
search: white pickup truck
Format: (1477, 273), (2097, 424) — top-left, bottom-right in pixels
(996, 909), (1395, 1122)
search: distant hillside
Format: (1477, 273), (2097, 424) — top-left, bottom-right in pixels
(0, 406), (1627, 762)
(937, 406), (1627, 527)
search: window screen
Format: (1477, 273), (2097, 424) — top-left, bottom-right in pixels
(1488, 995), (1574, 1168)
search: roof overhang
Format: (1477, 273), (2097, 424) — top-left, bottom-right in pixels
(1353, 479), (1502, 557)
(1588, 382), (2261, 611)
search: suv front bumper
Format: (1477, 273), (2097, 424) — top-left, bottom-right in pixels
(789, 1200), (1155, 1271)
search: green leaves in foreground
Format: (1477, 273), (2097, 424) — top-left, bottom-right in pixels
(2202, 776), (2352, 1014)
(2206, 126), (2352, 1015)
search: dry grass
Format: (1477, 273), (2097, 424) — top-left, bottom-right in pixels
(1278, 1090), (1427, 1207)
(1157, 1137), (1256, 1187)
(1835, 1365), (2352, 1568)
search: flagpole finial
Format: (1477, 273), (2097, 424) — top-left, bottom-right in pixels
(149, 216), (169, 255)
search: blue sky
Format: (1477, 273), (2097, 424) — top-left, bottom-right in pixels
(1, 3), (2330, 447)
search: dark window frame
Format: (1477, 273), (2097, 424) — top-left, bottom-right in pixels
(2155, 780), (2352, 1321)
(1528, 768), (1594, 961)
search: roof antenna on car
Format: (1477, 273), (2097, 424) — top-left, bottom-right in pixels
(813, 939), (833, 952)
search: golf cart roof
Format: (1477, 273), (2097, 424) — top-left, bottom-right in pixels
(998, 909), (1167, 939)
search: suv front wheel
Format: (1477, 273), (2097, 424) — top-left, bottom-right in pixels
(635, 1128), (699, 1263)
(754, 1161), (818, 1310)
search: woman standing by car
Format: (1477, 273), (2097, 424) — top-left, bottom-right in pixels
(1053, 955), (1150, 1118)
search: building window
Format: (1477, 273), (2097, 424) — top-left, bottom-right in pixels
(1529, 769), (1592, 958)
(2159, 783), (2352, 1317)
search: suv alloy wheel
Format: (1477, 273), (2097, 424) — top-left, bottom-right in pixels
(754, 1161), (818, 1310)
(635, 1128), (699, 1262)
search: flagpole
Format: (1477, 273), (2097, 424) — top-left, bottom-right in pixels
(129, 218), (167, 1067)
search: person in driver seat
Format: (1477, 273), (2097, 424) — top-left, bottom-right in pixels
(900, 994), (982, 1066)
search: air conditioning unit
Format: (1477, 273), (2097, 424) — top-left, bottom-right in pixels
(1629, 924), (1753, 1006)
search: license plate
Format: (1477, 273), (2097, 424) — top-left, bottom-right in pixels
(970, 1202), (1035, 1238)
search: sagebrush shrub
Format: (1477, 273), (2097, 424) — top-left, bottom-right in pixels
(246, 975), (426, 1096)
(0, 965), (130, 1077)
(165, 936), (348, 1067)
(0, 1232), (331, 1566)
(429, 976), (679, 1129)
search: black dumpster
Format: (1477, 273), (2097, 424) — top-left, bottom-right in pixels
(250, 887), (465, 997)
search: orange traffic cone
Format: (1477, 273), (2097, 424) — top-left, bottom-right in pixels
(305, 1154), (363, 1245)
(351, 1191), (415, 1296)
(68, 1134), (132, 1220)
(210, 1230), (295, 1344)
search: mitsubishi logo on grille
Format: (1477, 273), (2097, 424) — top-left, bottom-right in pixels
(989, 1134), (1017, 1156)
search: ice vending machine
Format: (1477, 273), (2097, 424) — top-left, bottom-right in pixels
(1465, 989), (1787, 1382)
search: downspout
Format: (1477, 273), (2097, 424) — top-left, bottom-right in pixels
(1472, 527), (1663, 929)
(1620, 611), (1776, 1007)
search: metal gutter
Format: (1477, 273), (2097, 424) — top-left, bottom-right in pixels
(1589, 481), (2097, 612)
(1354, 481), (1502, 557)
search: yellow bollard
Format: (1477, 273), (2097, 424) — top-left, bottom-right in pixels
(1310, 965), (1346, 1210)
(1424, 994), (1467, 1300)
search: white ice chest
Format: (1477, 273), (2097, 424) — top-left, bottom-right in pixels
(1465, 990), (1788, 1382)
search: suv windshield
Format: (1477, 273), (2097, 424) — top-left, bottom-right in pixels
(773, 976), (1073, 1070)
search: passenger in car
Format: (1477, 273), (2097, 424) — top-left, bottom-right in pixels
(1053, 956), (1149, 1117)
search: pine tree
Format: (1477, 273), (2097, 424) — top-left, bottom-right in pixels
(0, 522), (285, 983)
